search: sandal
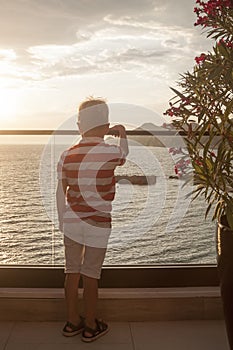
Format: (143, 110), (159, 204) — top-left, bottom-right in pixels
(82, 318), (109, 342)
(62, 316), (85, 337)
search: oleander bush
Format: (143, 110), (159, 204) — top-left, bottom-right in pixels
(164, 0), (233, 228)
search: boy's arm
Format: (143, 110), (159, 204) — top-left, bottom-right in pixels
(56, 179), (68, 232)
(109, 124), (129, 157)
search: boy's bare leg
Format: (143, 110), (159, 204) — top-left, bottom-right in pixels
(64, 273), (81, 326)
(82, 275), (98, 331)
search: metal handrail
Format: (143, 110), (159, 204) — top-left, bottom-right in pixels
(0, 129), (178, 135)
(0, 129), (214, 136)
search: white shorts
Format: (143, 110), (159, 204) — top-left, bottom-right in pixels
(63, 219), (111, 248)
(64, 236), (106, 279)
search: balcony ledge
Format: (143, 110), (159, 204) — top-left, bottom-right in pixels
(0, 287), (224, 322)
(0, 286), (221, 299)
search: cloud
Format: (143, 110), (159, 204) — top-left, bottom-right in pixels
(0, 0), (212, 89)
(19, 28), (183, 79)
(0, 49), (17, 60)
(0, 0), (158, 46)
(0, 0), (217, 130)
(1, 24), (208, 86)
(0, 0), (199, 47)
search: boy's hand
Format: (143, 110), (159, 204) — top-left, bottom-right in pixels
(109, 124), (126, 137)
(109, 124), (129, 156)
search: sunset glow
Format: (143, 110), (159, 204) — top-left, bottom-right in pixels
(0, 89), (19, 123)
(0, 0), (212, 130)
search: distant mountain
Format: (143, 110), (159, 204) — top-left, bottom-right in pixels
(136, 122), (163, 131)
(129, 122), (165, 147)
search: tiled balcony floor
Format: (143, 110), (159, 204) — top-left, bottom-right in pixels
(0, 320), (229, 350)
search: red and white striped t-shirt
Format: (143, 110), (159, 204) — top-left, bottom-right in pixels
(57, 137), (126, 224)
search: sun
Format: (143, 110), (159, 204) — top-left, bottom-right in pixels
(0, 89), (18, 124)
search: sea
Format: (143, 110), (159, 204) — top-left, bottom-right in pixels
(0, 143), (217, 266)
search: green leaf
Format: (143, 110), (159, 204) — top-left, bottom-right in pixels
(226, 70), (233, 84)
(203, 137), (212, 159)
(226, 206), (233, 230)
(193, 163), (204, 175)
(192, 187), (205, 200)
(217, 43), (229, 58)
(206, 158), (213, 171)
(208, 66), (223, 81)
(170, 87), (187, 101)
(213, 200), (223, 221)
(205, 202), (212, 219)
(224, 98), (233, 118)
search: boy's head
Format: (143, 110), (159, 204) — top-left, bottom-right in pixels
(78, 97), (109, 137)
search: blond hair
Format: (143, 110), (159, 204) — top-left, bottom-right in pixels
(78, 96), (107, 112)
(78, 96), (109, 133)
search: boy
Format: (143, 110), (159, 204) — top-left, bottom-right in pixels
(56, 97), (128, 342)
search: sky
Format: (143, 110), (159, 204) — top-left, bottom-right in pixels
(0, 0), (213, 131)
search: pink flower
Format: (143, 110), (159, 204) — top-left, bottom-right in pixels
(210, 151), (216, 157)
(217, 38), (233, 49)
(227, 42), (233, 49)
(174, 158), (192, 177)
(194, 15), (208, 26)
(195, 159), (203, 166)
(169, 147), (183, 155)
(195, 53), (207, 64)
(194, 7), (201, 14)
(194, 0), (233, 28)
(163, 109), (174, 117)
